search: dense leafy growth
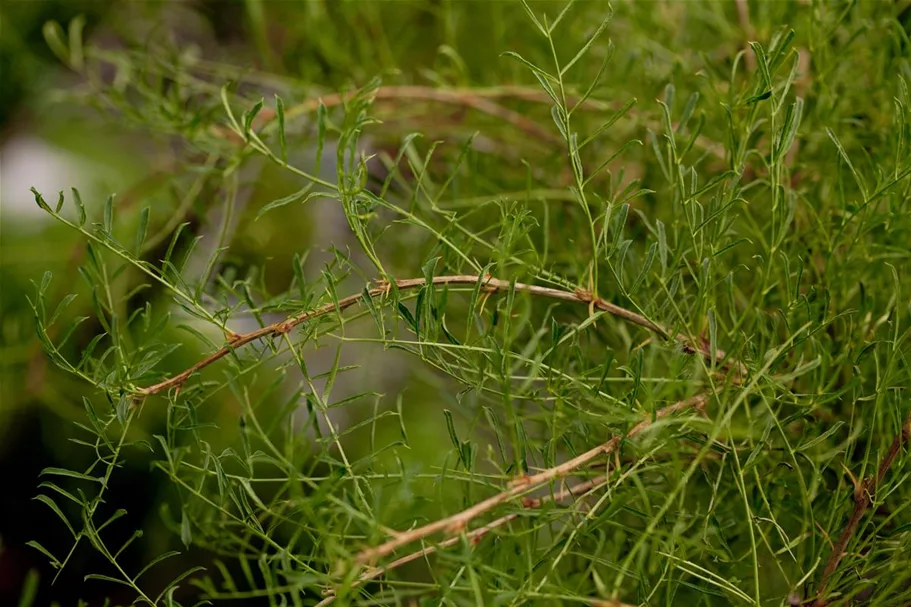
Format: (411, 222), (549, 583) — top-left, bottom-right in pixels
(20, 1), (911, 605)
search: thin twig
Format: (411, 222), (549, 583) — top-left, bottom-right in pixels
(353, 394), (708, 566)
(137, 275), (734, 397)
(316, 474), (611, 606)
(812, 411), (911, 606)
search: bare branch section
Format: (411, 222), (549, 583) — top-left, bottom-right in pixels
(353, 394), (708, 566)
(813, 411), (911, 606)
(138, 275), (736, 397)
(316, 474), (612, 606)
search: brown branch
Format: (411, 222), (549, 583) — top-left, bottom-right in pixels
(277, 85), (608, 127)
(215, 85), (563, 146)
(137, 276), (734, 397)
(220, 84), (729, 160)
(812, 411), (911, 606)
(316, 474), (611, 606)
(353, 394), (708, 566)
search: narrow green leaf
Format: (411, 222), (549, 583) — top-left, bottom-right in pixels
(66, 17), (87, 72)
(547, 0), (577, 33)
(113, 530), (143, 561)
(443, 409), (460, 451)
(37, 481), (83, 506)
(33, 495), (76, 537)
(631, 242), (657, 292)
(708, 308), (717, 369)
(42, 20), (69, 66)
(664, 83), (675, 113)
(180, 508), (192, 547)
(103, 194), (114, 233)
(595, 348), (615, 394)
(560, 17), (610, 76)
(533, 71), (560, 106)
(56, 315), (89, 350)
(116, 395), (132, 424)
(579, 97), (635, 149)
(97, 508), (128, 533)
(136, 551), (181, 581)
(40, 467), (102, 483)
(778, 97), (803, 161)
(163, 222), (191, 269)
(84, 574), (134, 587)
(677, 92), (700, 133)
(176, 323), (218, 351)
(656, 219), (668, 270)
(551, 107), (568, 139)
(31, 188), (52, 213)
(742, 421), (774, 474)
(826, 127), (868, 198)
(39, 270), (53, 295)
(78, 333), (106, 370)
(500, 51), (556, 82)
(648, 130), (671, 181)
(745, 90), (772, 105)
(25, 541), (61, 569)
(395, 393), (409, 446)
(767, 28), (795, 72)
(275, 94), (287, 163)
(220, 83), (243, 139)
(679, 111), (706, 157)
(611, 203), (630, 250)
(615, 239), (633, 284)
(316, 100), (328, 176)
(256, 187), (321, 220)
(175, 234), (203, 276)
(572, 41), (616, 114)
(156, 566), (207, 603)
(135, 206), (150, 254)
(749, 41), (772, 89)
(71, 187), (86, 226)
(798, 422), (846, 452)
(518, 0), (548, 35)
(397, 302), (418, 333)
(243, 98), (264, 137)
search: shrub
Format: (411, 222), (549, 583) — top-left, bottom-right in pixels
(26, 1), (911, 605)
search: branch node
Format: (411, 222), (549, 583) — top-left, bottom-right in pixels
(508, 474), (534, 489)
(444, 520), (466, 535)
(374, 278), (392, 298)
(574, 287), (594, 303)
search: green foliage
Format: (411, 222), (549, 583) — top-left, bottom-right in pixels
(21, 1), (911, 606)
